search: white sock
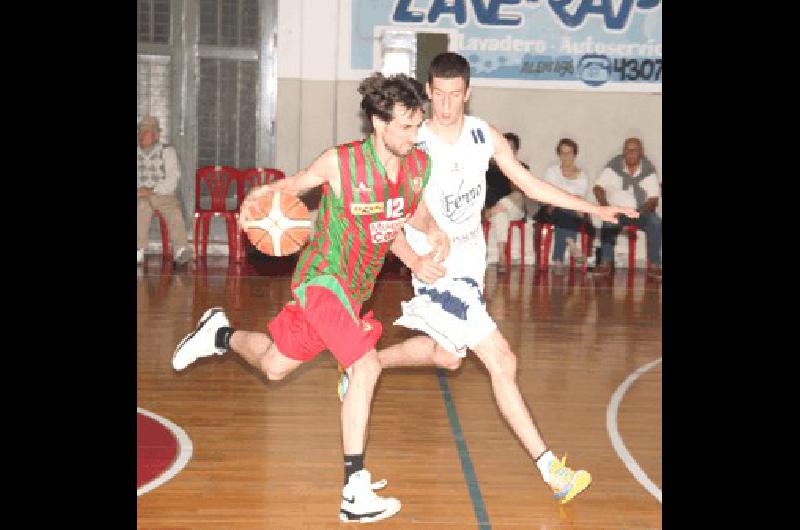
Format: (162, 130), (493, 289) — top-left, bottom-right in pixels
(536, 450), (556, 483)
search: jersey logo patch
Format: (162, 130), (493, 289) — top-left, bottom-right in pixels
(415, 141), (428, 154)
(470, 128), (485, 144)
(350, 202), (384, 216)
(369, 216), (407, 244)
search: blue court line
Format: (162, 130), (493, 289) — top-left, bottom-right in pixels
(436, 368), (491, 530)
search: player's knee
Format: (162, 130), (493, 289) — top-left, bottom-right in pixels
(261, 349), (291, 381)
(488, 349), (517, 380)
(434, 347), (461, 370)
(500, 351), (518, 379)
(264, 364), (289, 381)
(350, 353), (382, 383)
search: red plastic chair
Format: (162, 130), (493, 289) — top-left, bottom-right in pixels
(504, 219), (526, 269)
(535, 222), (592, 271)
(625, 225), (650, 269)
(193, 165), (240, 261)
(535, 222), (554, 271)
(152, 209), (171, 261)
(235, 168), (287, 261)
(481, 219), (525, 269)
(238, 168), (286, 201)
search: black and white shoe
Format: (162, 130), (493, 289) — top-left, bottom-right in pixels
(171, 307), (229, 371)
(339, 469), (401, 523)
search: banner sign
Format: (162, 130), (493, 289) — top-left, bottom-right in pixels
(351, 0), (661, 92)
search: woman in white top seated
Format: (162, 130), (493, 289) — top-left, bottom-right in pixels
(535, 138), (591, 267)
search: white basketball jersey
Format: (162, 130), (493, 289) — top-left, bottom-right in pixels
(404, 115), (495, 288)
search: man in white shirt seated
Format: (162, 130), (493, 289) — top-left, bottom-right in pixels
(137, 115), (192, 265)
(592, 137), (661, 277)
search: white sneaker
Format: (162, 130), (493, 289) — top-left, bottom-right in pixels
(172, 307), (230, 371)
(339, 469), (401, 523)
(137, 248), (144, 265)
(174, 246), (192, 265)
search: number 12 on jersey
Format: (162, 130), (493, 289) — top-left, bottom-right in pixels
(386, 197), (404, 219)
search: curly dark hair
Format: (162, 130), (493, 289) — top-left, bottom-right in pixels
(556, 138), (579, 156)
(428, 52), (471, 88)
(358, 73), (428, 125)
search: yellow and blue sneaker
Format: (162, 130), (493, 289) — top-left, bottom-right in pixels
(337, 364), (349, 402)
(548, 455), (591, 504)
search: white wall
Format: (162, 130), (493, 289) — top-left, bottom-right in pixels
(276, 0), (661, 175)
(276, 0), (661, 265)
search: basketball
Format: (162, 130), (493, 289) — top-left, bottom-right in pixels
(241, 191), (312, 256)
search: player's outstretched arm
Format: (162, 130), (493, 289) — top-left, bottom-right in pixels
(490, 126), (639, 223)
(242, 149), (339, 203)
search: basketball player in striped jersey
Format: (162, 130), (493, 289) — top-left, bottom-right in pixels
(341, 53), (640, 506)
(171, 73), (450, 523)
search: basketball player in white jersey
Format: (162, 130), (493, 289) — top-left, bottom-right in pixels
(340, 52), (640, 505)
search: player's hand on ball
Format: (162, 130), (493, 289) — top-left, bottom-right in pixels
(239, 184), (277, 230)
(596, 205), (639, 223)
(412, 251), (447, 284)
(238, 199), (258, 232)
(242, 183), (277, 208)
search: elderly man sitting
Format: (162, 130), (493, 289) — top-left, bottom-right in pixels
(137, 115), (192, 265)
(592, 137), (662, 277)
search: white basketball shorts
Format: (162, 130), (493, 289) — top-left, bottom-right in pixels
(394, 276), (496, 357)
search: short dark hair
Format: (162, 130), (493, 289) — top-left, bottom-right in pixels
(556, 138), (578, 156)
(503, 132), (520, 152)
(358, 73), (427, 125)
(623, 137), (642, 151)
(428, 52), (471, 88)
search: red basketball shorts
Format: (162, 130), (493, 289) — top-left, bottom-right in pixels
(267, 284), (382, 369)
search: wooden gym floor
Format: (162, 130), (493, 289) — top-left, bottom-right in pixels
(137, 256), (662, 529)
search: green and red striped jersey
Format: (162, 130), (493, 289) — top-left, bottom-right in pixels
(292, 135), (430, 310)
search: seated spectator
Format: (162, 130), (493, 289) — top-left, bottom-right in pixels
(592, 137), (662, 277)
(535, 138), (592, 269)
(137, 116), (192, 265)
(484, 132), (529, 273)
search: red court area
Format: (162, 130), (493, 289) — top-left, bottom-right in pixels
(137, 411), (179, 489)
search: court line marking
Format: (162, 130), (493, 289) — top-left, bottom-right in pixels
(436, 369), (491, 530)
(605, 357), (662, 503)
(137, 407), (194, 497)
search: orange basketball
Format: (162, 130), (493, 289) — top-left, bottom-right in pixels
(241, 191), (312, 256)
